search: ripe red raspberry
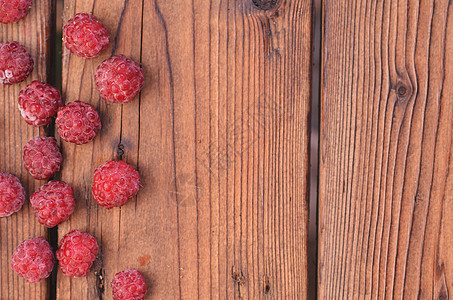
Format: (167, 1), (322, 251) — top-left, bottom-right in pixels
(0, 0), (32, 24)
(63, 13), (110, 58)
(0, 172), (25, 217)
(56, 101), (101, 145)
(92, 161), (140, 209)
(95, 55), (144, 103)
(18, 81), (63, 126)
(23, 136), (62, 180)
(30, 181), (76, 228)
(111, 269), (147, 300)
(56, 230), (99, 278)
(11, 237), (54, 283)
(0, 41), (33, 84)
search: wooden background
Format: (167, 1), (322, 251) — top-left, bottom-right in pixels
(3, 0), (453, 299)
(1, 0), (312, 299)
(0, 0), (53, 299)
(320, 0), (453, 299)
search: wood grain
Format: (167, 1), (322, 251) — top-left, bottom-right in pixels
(0, 1), (53, 299)
(58, 0), (311, 299)
(320, 0), (453, 299)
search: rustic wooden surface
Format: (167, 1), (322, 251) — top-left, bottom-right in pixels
(320, 0), (453, 299)
(0, 1), (53, 299)
(58, 0), (311, 299)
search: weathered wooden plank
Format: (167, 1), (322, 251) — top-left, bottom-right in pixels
(58, 0), (311, 299)
(0, 1), (53, 299)
(57, 1), (143, 299)
(320, 0), (453, 299)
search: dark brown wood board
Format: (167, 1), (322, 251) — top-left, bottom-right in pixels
(58, 0), (311, 299)
(320, 0), (453, 299)
(0, 1), (53, 299)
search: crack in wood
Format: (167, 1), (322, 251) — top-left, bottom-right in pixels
(95, 268), (105, 299)
(232, 266), (246, 299)
(111, 0), (129, 55)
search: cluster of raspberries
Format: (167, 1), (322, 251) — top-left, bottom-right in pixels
(1, 6), (147, 300)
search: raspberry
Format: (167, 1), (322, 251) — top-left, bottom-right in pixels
(0, 0), (32, 24)
(0, 42), (33, 84)
(18, 81), (63, 126)
(0, 172), (25, 217)
(23, 136), (62, 180)
(30, 181), (76, 228)
(111, 269), (147, 300)
(11, 237), (54, 283)
(95, 55), (144, 103)
(92, 161), (140, 209)
(56, 101), (101, 145)
(56, 230), (99, 278)
(63, 13), (110, 58)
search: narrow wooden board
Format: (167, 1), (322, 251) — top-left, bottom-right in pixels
(0, 1), (53, 299)
(320, 0), (453, 299)
(58, 0), (311, 299)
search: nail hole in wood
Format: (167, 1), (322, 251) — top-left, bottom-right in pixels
(265, 284), (271, 294)
(117, 143), (125, 157)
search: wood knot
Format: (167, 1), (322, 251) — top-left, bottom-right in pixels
(252, 0), (281, 10)
(395, 81), (412, 100)
(398, 86), (407, 97)
(232, 271), (246, 285)
(231, 266), (246, 286)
